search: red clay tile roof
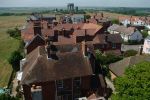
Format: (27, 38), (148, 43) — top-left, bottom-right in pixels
(54, 35), (76, 45)
(21, 22), (103, 43)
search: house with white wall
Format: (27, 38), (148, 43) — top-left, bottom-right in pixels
(119, 16), (149, 27)
(71, 15), (85, 23)
(117, 26), (143, 42)
(108, 25), (143, 42)
(143, 36), (150, 54)
(107, 24), (120, 34)
(133, 18), (145, 26)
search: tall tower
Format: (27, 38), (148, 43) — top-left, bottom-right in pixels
(67, 3), (74, 12)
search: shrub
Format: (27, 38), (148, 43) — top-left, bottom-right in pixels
(111, 19), (120, 24)
(7, 27), (21, 38)
(95, 50), (123, 65)
(113, 62), (150, 99)
(141, 30), (148, 38)
(84, 14), (91, 20)
(0, 94), (19, 100)
(8, 51), (23, 71)
(124, 50), (137, 57)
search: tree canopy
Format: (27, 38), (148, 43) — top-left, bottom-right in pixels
(112, 61), (150, 100)
(123, 50), (137, 57)
(0, 94), (19, 100)
(8, 51), (23, 71)
(7, 27), (21, 39)
(95, 50), (123, 65)
(111, 19), (120, 24)
(141, 30), (148, 38)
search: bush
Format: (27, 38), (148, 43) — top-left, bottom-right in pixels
(113, 62), (150, 99)
(111, 19), (120, 24)
(124, 50), (137, 57)
(8, 51), (23, 71)
(84, 14), (91, 20)
(0, 94), (19, 100)
(7, 27), (21, 38)
(141, 30), (148, 38)
(95, 50), (123, 65)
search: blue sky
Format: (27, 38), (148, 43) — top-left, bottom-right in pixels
(0, 0), (150, 7)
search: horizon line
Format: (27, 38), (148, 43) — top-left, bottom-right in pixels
(0, 6), (150, 8)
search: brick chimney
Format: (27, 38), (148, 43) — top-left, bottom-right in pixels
(138, 45), (143, 55)
(46, 38), (52, 59)
(105, 35), (108, 42)
(33, 21), (42, 36)
(46, 37), (58, 60)
(101, 12), (104, 18)
(81, 41), (88, 57)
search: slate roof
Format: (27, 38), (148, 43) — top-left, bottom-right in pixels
(108, 24), (120, 31)
(109, 55), (150, 76)
(116, 26), (136, 35)
(21, 45), (93, 85)
(87, 34), (122, 45)
(108, 24), (136, 35)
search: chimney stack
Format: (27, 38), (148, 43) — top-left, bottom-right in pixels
(46, 37), (58, 60)
(138, 45), (143, 55)
(101, 12), (104, 18)
(82, 42), (88, 57)
(105, 35), (108, 42)
(33, 21), (42, 36)
(47, 45), (51, 59)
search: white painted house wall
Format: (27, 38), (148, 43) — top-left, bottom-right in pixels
(146, 25), (150, 29)
(108, 30), (119, 34)
(121, 19), (130, 27)
(120, 33), (128, 42)
(120, 30), (143, 42)
(71, 15), (84, 24)
(133, 20), (145, 26)
(143, 38), (150, 54)
(148, 30), (150, 35)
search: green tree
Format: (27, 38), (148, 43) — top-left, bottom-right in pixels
(111, 19), (120, 24)
(123, 50), (137, 57)
(112, 61), (150, 100)
(95, 50), (123, 77)
(84, 14), (91, 20)
(95, 50), (123, 65)
(7, 27), (21, 38)
(141, 30), (148, 38)
(0, 94), (19, 100)
(8, 51), (23, 71)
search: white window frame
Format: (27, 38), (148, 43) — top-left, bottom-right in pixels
(73, 77), (81, 88)
(56, 80), (63, 89)
(112, 43), (116, 49)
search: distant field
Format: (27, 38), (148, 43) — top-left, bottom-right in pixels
(0, 16), (26, 87)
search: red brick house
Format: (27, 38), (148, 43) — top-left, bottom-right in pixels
(25, 34), (45, 54)
(21, 43), (107, 100)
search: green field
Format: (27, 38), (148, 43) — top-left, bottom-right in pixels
(0, 16), (26, 87)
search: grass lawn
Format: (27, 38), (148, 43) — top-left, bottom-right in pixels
(0, 16), (26, 87)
